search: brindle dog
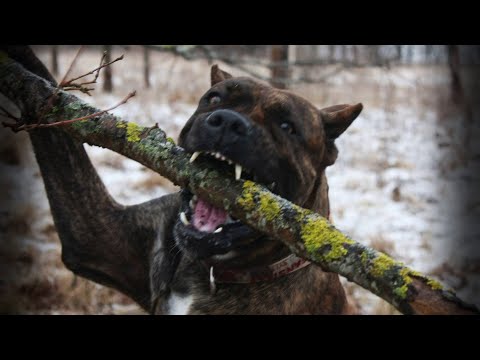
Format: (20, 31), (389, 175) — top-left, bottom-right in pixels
(150, 65), (363, 314)
(6, 46), (362, 314)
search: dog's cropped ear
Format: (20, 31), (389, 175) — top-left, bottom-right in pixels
(320, 103), (363, 140)
(320, 103), (363, 166)
(211, 64), (233, 86)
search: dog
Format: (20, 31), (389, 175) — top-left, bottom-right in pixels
(150, 65), (363, 314)
(7, 46), (361, 314)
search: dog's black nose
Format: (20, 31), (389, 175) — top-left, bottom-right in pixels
(206, 110), (249, 136)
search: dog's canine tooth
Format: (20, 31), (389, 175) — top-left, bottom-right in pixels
(214, 227), (223, 234)
(227, 160), (233, 165)
(189, 199), (195, 209)
(235, 164), (242, 180)
(180, 212), (190, 226)
(189, 151), (201, 163)
(193, 195), (198, 201)
(215, 152), (221, 159)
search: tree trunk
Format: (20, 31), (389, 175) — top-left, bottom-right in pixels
(270, 45), (289, 89)
(353, 45), (359, 66)
(103, 45), (113, 93)
(0, 51), (477, 315)
(51, 45), (58, 76)
(447, 45), (473, 155)
(143, 46), (151, 89)
(396, 45), (402, 65)
(341, 45), (347, 65)
(448, 45), (463, 105)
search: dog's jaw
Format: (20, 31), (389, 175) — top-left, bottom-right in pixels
(173, 188), (261, 261)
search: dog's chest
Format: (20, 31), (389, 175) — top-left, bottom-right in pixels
(166, 291), (194, 315)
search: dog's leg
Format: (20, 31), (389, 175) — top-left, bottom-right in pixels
(1, 46), (179, 312)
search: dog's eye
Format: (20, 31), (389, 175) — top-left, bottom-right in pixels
(280, 122), (295, 135)
(209, 95), (222, 105)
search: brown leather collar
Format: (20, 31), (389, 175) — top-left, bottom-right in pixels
(206, 254), (311, 293)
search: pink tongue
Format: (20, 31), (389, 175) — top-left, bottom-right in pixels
(193, 198), (228, 233)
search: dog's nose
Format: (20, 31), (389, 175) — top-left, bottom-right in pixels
(206, 110), (249, 136)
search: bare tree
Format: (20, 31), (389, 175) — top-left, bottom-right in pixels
(143, 46), (151, 89)
(448, 45), (463, 105)
(51, 45), (58, 75)
(103, 45), (113, 93)
(448, 45), (473, 154)
(270, 45), (289, 89)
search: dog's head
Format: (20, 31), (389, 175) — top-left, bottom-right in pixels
(174, 65), (362, 264)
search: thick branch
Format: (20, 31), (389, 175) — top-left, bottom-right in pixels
(0, 54), (477, 315)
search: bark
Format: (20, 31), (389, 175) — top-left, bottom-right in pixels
(0, 52), (478, 315)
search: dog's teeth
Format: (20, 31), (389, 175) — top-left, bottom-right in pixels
(220, 155), (226, 161)
(189, 199), (195, 209)
(227, 160), (233, 165)
(193, 195), (198, 201)
(235, 164), (242, 180)
(180, 212), (190, 226)
(189, 151), (201, 163)
(215, 152), (221, 159)
(214, 227), (223, 234)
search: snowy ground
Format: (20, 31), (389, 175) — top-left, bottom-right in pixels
(1, 46), (478, 314)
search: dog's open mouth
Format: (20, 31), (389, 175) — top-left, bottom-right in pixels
(173, 151), (275, 260)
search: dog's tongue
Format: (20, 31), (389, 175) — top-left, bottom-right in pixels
(193, 198), (228, 233)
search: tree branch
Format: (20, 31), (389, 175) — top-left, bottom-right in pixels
(0, 52), (477, 315)
(3, 91), (136, 132)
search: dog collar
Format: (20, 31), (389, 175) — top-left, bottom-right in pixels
(207, 254), (311, 293)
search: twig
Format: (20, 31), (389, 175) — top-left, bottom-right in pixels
(3, 91), (136, 132)
(30, 47), (86, 126)
(59, 46), (85, 86)
(59, 51), (107, 92)
(61, 54), (124, 87)
(90, 51), (108, 84)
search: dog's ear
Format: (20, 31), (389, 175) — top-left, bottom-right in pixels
(211, 64), (233, 86)
(320, 103), (363, 166)
(320, 103), (363, 140)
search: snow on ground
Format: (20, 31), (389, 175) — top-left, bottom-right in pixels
(1, 46), (478, 314)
